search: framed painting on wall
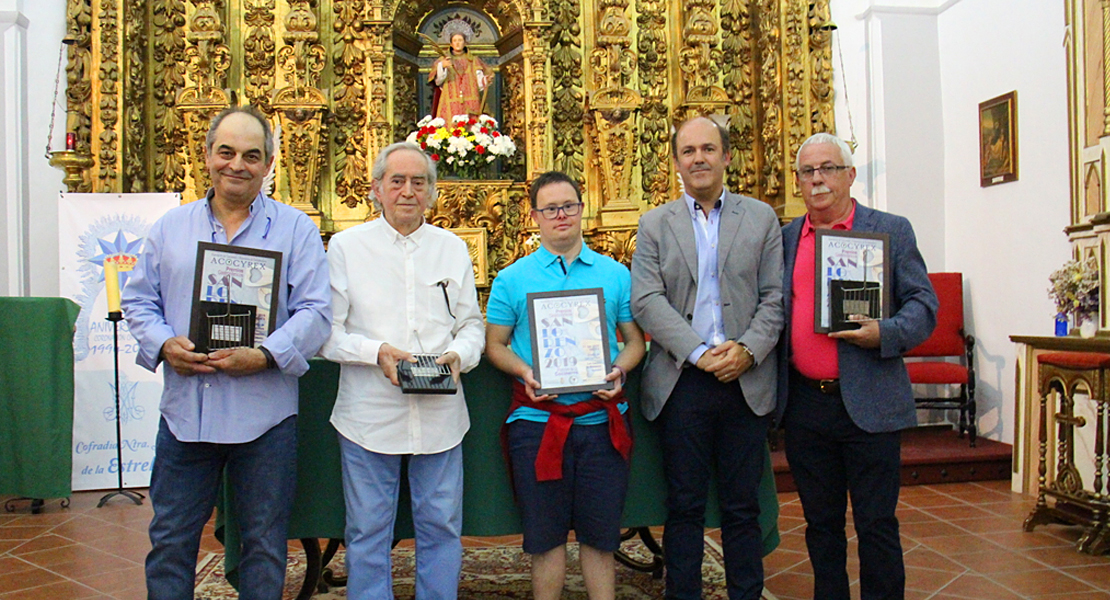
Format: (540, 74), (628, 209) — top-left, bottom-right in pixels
(979, 91), (1018, 187)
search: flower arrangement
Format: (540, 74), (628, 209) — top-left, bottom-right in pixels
(407, 114), (517, 179)
(1048, 256), (1100, 323)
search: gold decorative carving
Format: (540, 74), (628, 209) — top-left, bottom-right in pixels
(679, 0), (729, 108)
(759, 0), (783, 201)
(450, 227), (490, 286)
(64, 0), (836, 281)
(66, 0), (93, 192)
(721, 0), (756, 196)
(585, 227), (636, 267)
(393, 59), (418, 143)
(523, 22), (552, 179)
(97, 0), (120, 190)
(273, 0), (328, 218)
(151, 0), (187, 193)
(808, 3), (836, 136)
(501, 61), (528, 180)
(123, 0), (148, 192)
(332, 0), (370, 209)
(176, 0), (231, 196)
(425, 180), (530, 288)
(243, 0), (277, 112)
(551, 0), (584, 181)
(586, 0), (641, 224)
(636, 0), (671, 207)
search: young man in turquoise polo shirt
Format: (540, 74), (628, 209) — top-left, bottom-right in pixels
(486, 171), (645, 600)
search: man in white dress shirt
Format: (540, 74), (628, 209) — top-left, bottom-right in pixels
(321, 141), (485, 600)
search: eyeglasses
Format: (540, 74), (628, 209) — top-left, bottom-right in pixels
(796, 165), (851, 181)
(534, 202), (583, 220)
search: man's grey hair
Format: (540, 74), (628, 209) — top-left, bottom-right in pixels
(369, 142), (438, 208)
(206, 105), (274, 162)
(795, 133), (853, 170)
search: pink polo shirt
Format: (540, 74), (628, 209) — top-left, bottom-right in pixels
(790, 202), (856, 380)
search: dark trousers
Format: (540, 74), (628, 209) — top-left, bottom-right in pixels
(784, 375), (904, 600)
(658, 368), (769, 600)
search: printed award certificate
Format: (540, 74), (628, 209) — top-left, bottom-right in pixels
(814, 230), (890, 333)
(527, 288), (613, 395)
(188, 242), (282, 352)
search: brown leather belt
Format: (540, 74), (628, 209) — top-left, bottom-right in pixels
(791, 368), (841, 395)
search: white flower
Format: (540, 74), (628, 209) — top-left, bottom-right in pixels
(405, 131), (418, 143)
(417, 115), (433, 127)
(447, 136), (473, 156)
(430, 117), (446, 127)
(452, 114), (469, 123)
(426, 137), (442, 149)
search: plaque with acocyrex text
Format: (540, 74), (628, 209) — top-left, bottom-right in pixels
(188, 242), (282, 353)
(527, 288), (613, 395)
(814, 230), (890, 333)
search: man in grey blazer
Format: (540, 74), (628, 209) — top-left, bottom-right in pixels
(778, 133), (937, 600)
(631, 116), (783, 600)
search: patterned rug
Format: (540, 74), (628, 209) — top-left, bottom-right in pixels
(195, 537), (730, 599)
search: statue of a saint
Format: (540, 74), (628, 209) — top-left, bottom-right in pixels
(429, 30), (488, 121)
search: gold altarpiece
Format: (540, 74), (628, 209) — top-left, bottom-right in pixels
(61, 0), (835, 288)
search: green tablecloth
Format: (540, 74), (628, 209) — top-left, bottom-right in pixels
(0, 297), (80, 500)
(220, 358), (780, 584)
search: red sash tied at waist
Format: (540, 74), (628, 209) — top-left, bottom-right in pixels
(500, 380), (633, 483)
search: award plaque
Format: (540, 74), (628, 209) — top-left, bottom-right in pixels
(398, 354), (458, 395)
(814, 230), (890, 333)
(527, 288), (613, 395)
(188, 242), (282, 353)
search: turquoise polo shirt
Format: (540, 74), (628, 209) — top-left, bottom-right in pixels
(486, 244), (633, 424)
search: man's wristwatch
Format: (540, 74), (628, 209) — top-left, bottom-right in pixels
(259, 346), (277, 370)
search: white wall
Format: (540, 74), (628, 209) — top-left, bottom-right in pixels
(0, 0), (64, 297)
(938, 1), (1071, 444)
(832, 0), (1071, 444)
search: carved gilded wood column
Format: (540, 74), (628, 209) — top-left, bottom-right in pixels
(331, 0), (371, 222)
(521, 18), (553, 180)
(635, 0), (670, 209)
(176, 0), (232, 199)
(272, 0), (328, 225)
(586, 0), (642, 230)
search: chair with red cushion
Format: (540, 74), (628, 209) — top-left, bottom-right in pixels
(904, 272), (976, 446)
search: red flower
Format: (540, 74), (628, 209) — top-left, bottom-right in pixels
(476, 146), (486, 154)
(420, 142), (427, 149)
(431, 153), (440, 161)
(492, 131), (501, 137)
(480, 127), (489, 134)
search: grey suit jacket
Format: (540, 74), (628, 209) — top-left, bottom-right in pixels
(631, 192), (784, 421)
(776, 203), (938, 433)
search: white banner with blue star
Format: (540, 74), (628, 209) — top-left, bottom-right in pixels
(59, 193), (180, 491)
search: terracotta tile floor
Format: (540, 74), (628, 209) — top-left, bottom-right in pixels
(3, 480), (1108, 599)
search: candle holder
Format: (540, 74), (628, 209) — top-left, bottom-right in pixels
(48, 149), (94, 192)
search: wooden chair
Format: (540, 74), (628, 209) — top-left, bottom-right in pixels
(904, 272), (977, 446)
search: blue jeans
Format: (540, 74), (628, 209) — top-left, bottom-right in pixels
(784, 376), (904, 600)
(659, 368), (769, 600)
(145, 415), (297, 600)
(339, 434), (464, 600)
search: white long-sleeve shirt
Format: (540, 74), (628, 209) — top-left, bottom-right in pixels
(321, 218), (485, 454)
